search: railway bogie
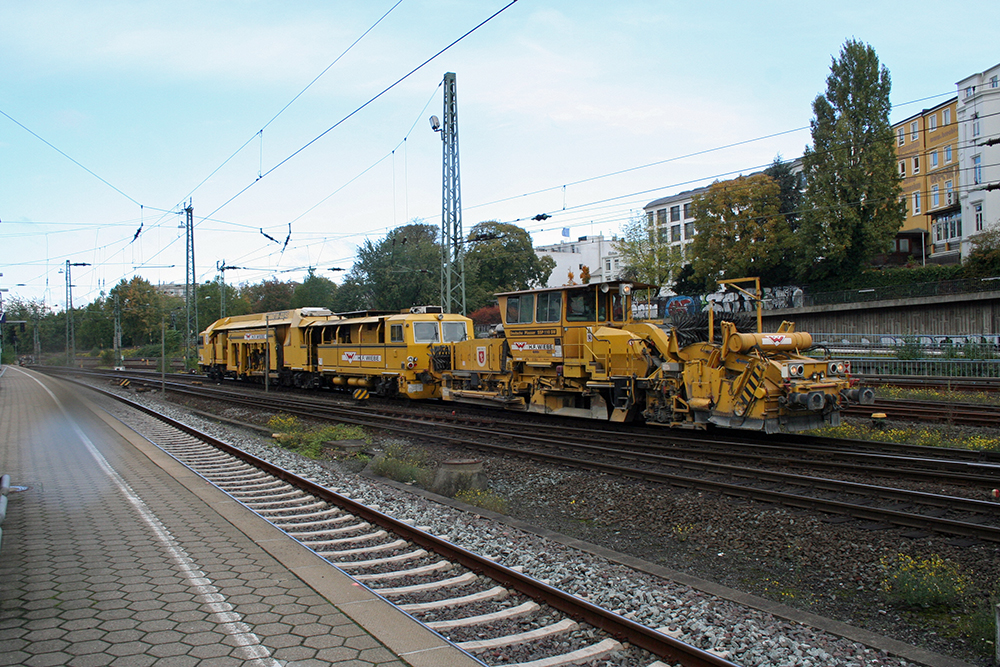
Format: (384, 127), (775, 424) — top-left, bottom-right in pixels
(198, 278), (872, 433)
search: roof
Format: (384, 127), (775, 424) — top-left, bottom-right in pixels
(494, 280), (656, 297)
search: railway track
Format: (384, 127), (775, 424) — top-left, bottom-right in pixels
(843, 397), (1000, 427)
(70, 374), (737, 667)
(48, 367), (1000, 547)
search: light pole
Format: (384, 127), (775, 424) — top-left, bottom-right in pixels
(65, 261), (90, 366)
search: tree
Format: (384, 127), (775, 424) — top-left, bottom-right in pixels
(109, 277), (163, 346)
(799, 39), (903, 283)
(292, 268), (338, 310)
(614, 214), (682, 287)
(240, 278), (295, 313)
(964, 220), (1000, 278)
(464, 221), (554, 311)
(345, 222), (440, 311)
(198, 279), (248, 332)
(689, 174), (791, 290)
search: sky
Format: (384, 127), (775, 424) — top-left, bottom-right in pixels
(2, 0), (998, 311)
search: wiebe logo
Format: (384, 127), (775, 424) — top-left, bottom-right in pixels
(476, 346), (486, 365)
(341, 352), (382, 363)
(762, 335), (792, 346)
(511, 342), (554, 352)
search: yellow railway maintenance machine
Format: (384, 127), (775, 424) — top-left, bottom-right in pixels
(198, 307), (338, 387)
(446, 279), (870, 433)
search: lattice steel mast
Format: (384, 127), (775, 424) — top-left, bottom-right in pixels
(183, 201), (198, 368)
(438, 72), (465, 314)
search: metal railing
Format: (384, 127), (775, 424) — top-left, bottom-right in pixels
(796, 276), (1000, 308)
(837, 358), (1000, 377)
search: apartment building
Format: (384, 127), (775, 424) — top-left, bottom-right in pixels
(893, 97), (961, 264)
(957, 62), (1000, 258)
(535, 234), (622, 288)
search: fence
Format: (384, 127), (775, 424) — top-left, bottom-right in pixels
(832, 357), (1000, 377)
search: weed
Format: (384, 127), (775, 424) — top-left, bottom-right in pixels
(455, 488), (508, 514)
(371, 443), (434, 487)
(880, 553), (971, 609)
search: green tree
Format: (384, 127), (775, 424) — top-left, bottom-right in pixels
(464, 221), (554, 311)
(198, 278), (249, 331)
(240, 278), (295, 313)
(109, 277), (163, 346)
(799, 39), (904, 283)
(345, 222), (440, 311)
(689, 174), (791, 290)
(964, 220), (1000, 278)
(614, 213), (682, 287)
(292, 268), (338, 310)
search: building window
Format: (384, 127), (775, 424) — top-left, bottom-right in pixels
(966, 86), (976, 98)
(683, 202), (692, 219)
(646, 211), (654, 226)
(946, 180), (954, 206)
(934, 211), (963, 241)
(943, 108), (951, 125)
(929, 114), (937, 131)
(670, 205), (681, 222)
(670, 225), (681, 242)
(992, 76), (999, 88)
(931, 151), (938, 168)
(945, 145), (952, 162)
(912, 156), (919, 174)
(897, 127), (905, 146)
(898, 160), (906, 177)
(684, 222), (694, 239)
(973, 155), (982, 184)
(605, 259), (612, 272)
(931, 184), (939, 208)
(895, 238), (910, 253)
(973, 117), (981, 137)
(910, 121), (918, 141)
(975, 203), (984, 232)
(913, 191), (921, 214)
(656, 208), (666, 226)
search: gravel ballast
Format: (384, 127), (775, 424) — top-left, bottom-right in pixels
(95, 385), (993, 667)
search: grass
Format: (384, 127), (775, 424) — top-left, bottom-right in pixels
(370, 442), (435, 487)
(877, 385), (1000, 406)
(455, 488), (508, 513)
(809, 420), (1000, 452)
(880, 553), (971, 609)
(266, 414), (369, 459)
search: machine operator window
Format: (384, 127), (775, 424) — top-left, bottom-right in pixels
(505, 295), (534, 324)
(413, 322), (440, 343)
(611, 293), (624, 321)
(535, 292), (561, 323)
(566, 290), (596, 322)
(390, 324), (404, 343)
(442, 322), (468, 342)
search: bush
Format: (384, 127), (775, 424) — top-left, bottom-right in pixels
(880, 553), (970, 608)
(266, 415), (368, 460)
(371, 443), (434, 487)
(455, 488), (508, 513)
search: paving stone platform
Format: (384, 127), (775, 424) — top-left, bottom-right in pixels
(0, 366), (482, 667)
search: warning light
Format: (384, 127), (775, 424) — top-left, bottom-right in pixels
(992, 489), (999, 500)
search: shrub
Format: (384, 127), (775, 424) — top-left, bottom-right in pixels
(880, 553), (970, 608)
(371, 443), (434, 487)
(455, 488), (508, 514)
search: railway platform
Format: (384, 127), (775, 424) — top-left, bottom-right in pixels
(0, 365), (482, 667)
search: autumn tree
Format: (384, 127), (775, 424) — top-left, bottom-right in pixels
(799, 39), (904, 283)
(109, 277), (164, 346)
(689, 173), (791, 291)
(614, 214), (682, 287)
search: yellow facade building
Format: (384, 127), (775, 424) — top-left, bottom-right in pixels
(892, 97), (961, 264)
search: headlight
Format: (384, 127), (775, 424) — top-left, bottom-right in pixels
(787, 363), (805, 378)
(827, 361), (846, 376)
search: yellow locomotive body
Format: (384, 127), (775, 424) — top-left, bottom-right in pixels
(199, 306), (474, 398)
(309, 307), (472, 399)
(198, 307), (337, 387)
(198, 279), (872, 433)
(445, 279), (872, 433)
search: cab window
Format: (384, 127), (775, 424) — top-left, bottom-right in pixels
(390, 324), (404, 343)
(535, 292), (561, 323)
(611, 293), (625, 321)
(505, 295), (534, 324)
(442, 322), (468, 342)
(413, 322), (440, 343)
(566, 289), (596, 322)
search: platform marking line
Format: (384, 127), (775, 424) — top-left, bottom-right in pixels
(20, 368), (280, 667)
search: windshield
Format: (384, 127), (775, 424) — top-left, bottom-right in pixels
(412, 322), (440, 343)
(442, 322), (468, 342)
